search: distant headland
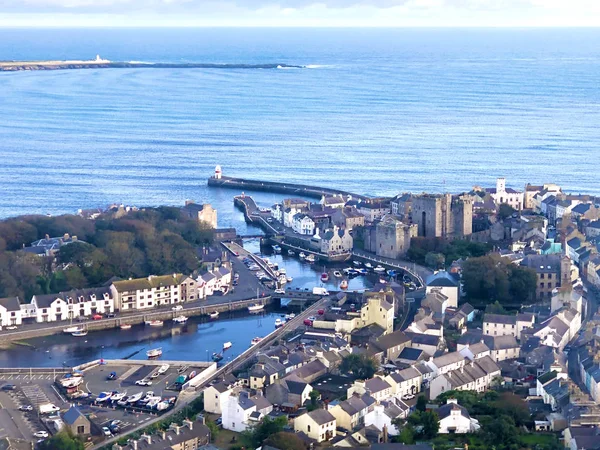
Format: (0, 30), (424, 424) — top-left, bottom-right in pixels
(0, 55), (304, 72)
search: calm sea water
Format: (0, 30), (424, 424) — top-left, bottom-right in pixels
(0, 28), (599, 224)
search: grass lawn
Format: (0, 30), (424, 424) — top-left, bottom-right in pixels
(520, 433), (560, 446)
(213, 428), (242, 449)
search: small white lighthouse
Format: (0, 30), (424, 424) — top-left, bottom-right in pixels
(214, 165), (222, 179)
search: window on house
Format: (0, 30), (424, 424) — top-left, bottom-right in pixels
(307, 425), (311, 433)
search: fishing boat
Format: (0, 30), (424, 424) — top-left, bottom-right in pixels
(146, 347), (162, 358)
(288, 249), (295, 256)
(209, 311), (219, 319)
(274, 318), (283, 328)
(223, 342), (232, 350)
(353, 260), (362, 267)
(173, 315), (188, 324)
(63, 326), (84, 334)
(321, 273), (329, 282)
(145, 320), (163, 327)
(248, 303), (265, 313)
(365, 262), (373, 269)
(96, 392), (112, 403)
(333, 271), (342, 278)
(373, 265), (386, 273)
(158, 364), (170, 375)
(286, 276), (293, 282)
(212, 352), (223, 362)
(340, 280), (349, 289)
(120, 324), (132, 330)
(251, 337), (263, 346)
(299, 252), (306, 259)
(306, 254), (316, 263)
(72, 330), (88, 337)
(272, 245), (282, 253)
(127, 392), (143, 403)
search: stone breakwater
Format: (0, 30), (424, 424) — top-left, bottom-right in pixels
(0, 61), (305, 72)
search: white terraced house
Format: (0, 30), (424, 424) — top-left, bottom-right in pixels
(110, 274), (197, 311)
(31, 286), (115, 322)
(0, 297), (23, 327)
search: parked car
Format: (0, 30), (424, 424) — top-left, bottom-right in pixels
(401, 394), (415, 400)
(92, 314), (103, 320)
(2, 384), (16, 391)
(102, 427), (112, 437)
(135, 379), (152, 386)
(105, 313), (117, 318)
(19, 405), (33, 411)
(172, 305), (183, 311)
(33, 431), (49, 439)
(107, 372), (117, 380)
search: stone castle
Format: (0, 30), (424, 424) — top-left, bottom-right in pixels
(412, 194), (473, 239)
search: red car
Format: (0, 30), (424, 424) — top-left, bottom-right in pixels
(92, 314), (103, 320)
(318, 309), (325, 315)
(304, 319), (313, 326)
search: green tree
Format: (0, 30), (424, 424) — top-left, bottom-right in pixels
(408, 410), (439, 439)
(498, 203), (517, 220)
(38, 431), (84, 450)
(425, 252), (445, 270)
(307, 389), (320, 411)
(394, 423), (415, 444)
(340, 354), (378, 379)
(415, 394), (427, 412)
(241, 415), (288, 448)
(205, 420), (220, 441)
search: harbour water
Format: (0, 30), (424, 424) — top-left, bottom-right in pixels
(0, 238), (375, 368)
(1, 28), (600, 220)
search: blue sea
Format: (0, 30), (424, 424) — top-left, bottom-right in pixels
(1, 28), (599, 229)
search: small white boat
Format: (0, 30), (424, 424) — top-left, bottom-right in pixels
(158, 364), (170, 375)
(272, 245), (282, 253)
(251, 337), (263, 346)
(357, 268), (368, 275)
(340, 280), (349, 289)
(96, 392), (112, 402)
(111, 392), (127, 402)
(156, 400), (170, 411)
(274, 318), (283, 328)
(173, 315), (188, 324)
(63, 326), (83, 334)
(299, 252), (306, 259)
(333, 271), (342, 278)
(353, 260), (362, 267)
(288, 250), (295, 256)
(373, 265), (386, 273)
(120, 324), (132, 330)
(306, 254), (316, 263)
(209, 311), (219, 319)
(60, 377), (83, 388)
(146, 348), (162, 358)
(321, 272), (329, 282)
(145, 320), (163, 327)
(117, 397), (129, 406)
(365, 262), (373, 269)
(223, 342), (232, 350)
(127, 392), (143, 403)
(72, 330), (88, 337)
(278, 268), (286, 275)
(248, 303), (265, 313)
(146, 397), (162, 409)
(286, 276), (293, 282)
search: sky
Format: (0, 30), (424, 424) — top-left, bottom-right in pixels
(1, 0), (599, 27)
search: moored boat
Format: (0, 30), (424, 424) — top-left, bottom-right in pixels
(96, 391), (112, 402)
(373, 265), (386, 273)
(158, 364), (170, 375)
(120, 324), (132, 330)
(306, 254), (316, 263)
(145, 320), (163, 327)
(248, 303), (265, 313)
(63, 326), (83, 334)
(212, 352), (223, 362)
(353, 260), (362, 267)
(285, 313), (296, 321)
(340, 280), (349, 289)
(223, 342), (232, 350)
(288, 249), (295, 256)
(173, 315), (188, 324)
(146, 347), (162, 358)
(72, 330), (88, 337)
(127, 392), (143, 403)
(209, 311), (219, 319)
(364, 262), (373, 269)
(299, 252), (306, 259)
(274, 318), (283, 328)
(272, 245), (282, 253)
(333, 271), (342, 278)
(286, 276), (293, 282)
(321, 273), (329, 282)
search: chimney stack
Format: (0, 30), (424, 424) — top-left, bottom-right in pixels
(382, 424), (388, 443)
(184, 418), (194, 430)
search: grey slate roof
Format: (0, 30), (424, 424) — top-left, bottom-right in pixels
(305, 408), (335, 425)
(484, 313), (517, 326)
(0, 297), (21, 312)
(365, 377), (391, 393)
(62, 406), (85, 425)
(437, 402), (471, 420)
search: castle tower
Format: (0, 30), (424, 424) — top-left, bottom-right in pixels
(214, 165), (222, 179)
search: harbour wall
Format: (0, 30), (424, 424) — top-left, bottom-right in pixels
(209, 175), (369, 201)
(2, 297), (273, 342)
